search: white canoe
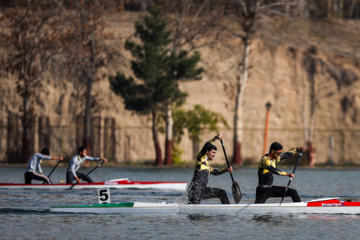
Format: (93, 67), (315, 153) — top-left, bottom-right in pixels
(50, 198), (360, 215)
(0, 178), (187, 191)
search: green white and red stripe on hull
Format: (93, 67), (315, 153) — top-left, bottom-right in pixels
(49, 198), (360, 215)
(0, 178), (186, 191)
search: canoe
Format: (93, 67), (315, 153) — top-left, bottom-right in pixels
(0, 178), (187, 191)
(50, 198), (360, 215)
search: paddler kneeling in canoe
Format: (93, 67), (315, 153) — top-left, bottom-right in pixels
(187, 133), (233, 204)
(66, 146), (107, 184)
(24, 148), (63, 184)
(255, 142), (306, 203)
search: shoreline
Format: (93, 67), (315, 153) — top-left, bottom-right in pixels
(1, 163), (360, 170)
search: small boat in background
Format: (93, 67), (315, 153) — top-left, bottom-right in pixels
(0, 178), (187, 191)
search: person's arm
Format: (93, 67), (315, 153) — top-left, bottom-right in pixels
(37, 159), (43, 174)
(280, 146), (306, 161)
(50, 156), (63, 161)
(37, 153), (51, 174)
(84, 156), (107, 163)
(73, 161), (81, 183)
(210, 166), (233, 176)
(199, 139), (215, 156)
(75, 176), (81, 183)
(279, 149), (297, 161)
(68, 157), (78, 181)
(39, 153), (51, 161)
(264, 159), (288, 176)
(198, 133), (223, 156)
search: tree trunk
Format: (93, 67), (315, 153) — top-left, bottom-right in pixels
(338, 0), (344, 18)
(348, 0), (357, 18)
(164, 139), (173, 165)
(152, 110), (163, 166)
(164, 104), (173, 165)
(21, 91), (31, 163)
(327, 0), (332, 18)
(233, 141), (241, 165)
(82, 40), (96, 155)
(301, 53), (317, 167)
(262, 107), (270, 155)
(306, 140), (315, 166)
(297, 0), (308, 18)
(83, 76), (92, 155)
(233, 37), (250, 165)
(192, 140), (200, 161)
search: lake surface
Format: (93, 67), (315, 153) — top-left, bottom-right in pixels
(1, 166), (360, 239)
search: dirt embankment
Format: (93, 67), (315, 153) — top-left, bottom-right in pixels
(1, 12), (360, 165)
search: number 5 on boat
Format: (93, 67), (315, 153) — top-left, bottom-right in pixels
(98, 188), (111, 204)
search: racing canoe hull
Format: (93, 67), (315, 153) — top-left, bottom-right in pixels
(0, 178), (187, 191)
(50, 198), (360, 215)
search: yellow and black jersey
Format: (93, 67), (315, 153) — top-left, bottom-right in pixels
(258, 149), (298, 186)
(188, 138), (227, 190)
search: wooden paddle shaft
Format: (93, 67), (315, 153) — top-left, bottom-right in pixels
(220, 140), (235, 183)
(280, 152), (303, 205)
(47, 159), (61, 178)
(69, 160), (105, 190)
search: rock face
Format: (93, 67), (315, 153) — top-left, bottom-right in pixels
(1, 12), (360, 165)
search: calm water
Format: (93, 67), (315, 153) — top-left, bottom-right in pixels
(1, 166), (360, 239)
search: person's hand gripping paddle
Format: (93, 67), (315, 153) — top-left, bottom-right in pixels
(220, 140), (242, 203)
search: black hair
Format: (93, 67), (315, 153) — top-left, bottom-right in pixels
(41, 148), (50, 155)
(207, 144), (217, 152)
(78, 146), (85, 154)
(269, 142), (283, 152)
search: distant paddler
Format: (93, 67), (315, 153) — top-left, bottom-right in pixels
(66, 146), (107, 184)
(24, 148), (63, 184)
(255, 142), (306, 203)
(187, 133), (233, 204)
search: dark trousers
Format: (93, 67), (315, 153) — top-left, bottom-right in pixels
(187, 186), (230, 204)
(66, 171), (94, 184)
(24, 172), (51, 184)
(255, 185), (301, 203)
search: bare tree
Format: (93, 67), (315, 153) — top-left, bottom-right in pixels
(301, 46), (358, 166)
(302, 47), (331, 166)
(65, 0), (116, 154)
(159, 0), (221, 165)
(348, 0), (360, 18)
(224, 1), (300, 166)
(325, 0), (357, 18)
(220, 0), (317, 165)
(0, 0), (67, 162)
(219, 0), (261, 165)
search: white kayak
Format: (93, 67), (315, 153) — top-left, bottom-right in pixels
(50, 198), (360, 215)
(0, 178), (187, 191)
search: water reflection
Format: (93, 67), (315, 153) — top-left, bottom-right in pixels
(252, 213), (360, 224)
(304, 214), (360, 221)
(252, 214), (288, 225)
(186, 214), (230, 221)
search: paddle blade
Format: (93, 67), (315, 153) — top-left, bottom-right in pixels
(232, 181), (242, 203)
